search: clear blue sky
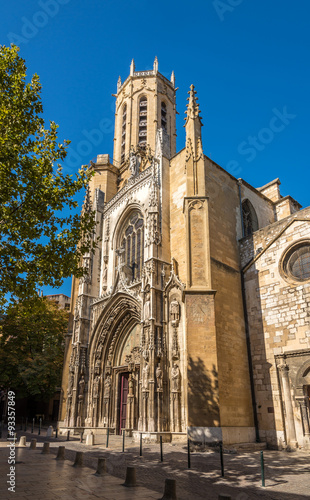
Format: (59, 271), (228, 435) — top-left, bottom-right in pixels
(1, 0), (309, 297)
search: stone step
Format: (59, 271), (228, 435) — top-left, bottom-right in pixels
(226, 442), (267, 452)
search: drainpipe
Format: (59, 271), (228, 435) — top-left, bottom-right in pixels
(238, 179), (260, 442)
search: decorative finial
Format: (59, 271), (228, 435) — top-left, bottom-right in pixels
(185, 84), (203, 125)
(170, 71), (175, 87)
(153, 56), (158, 73)
(130, 58), (135, 76)
(117, 75), (122, 92)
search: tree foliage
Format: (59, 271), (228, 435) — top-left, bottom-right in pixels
(0, 45), (97, 306)
(0, 297), (68, 400)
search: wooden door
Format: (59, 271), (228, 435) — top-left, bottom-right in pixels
(119, 372), (129, 434)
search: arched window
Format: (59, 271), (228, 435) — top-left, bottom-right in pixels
(242, 199), (259, 236)
(121, 104), (127, 164)
(121, 212), (144, 281)
(139, 97), (147, 149)
(161, 101), (167, 131)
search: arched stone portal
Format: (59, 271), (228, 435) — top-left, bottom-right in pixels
(86, 293), (141, 434)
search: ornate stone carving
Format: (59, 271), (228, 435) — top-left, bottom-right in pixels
(143, 289), (151, 321)
(129, 149), (139, 177)
(103, 164), (153, 217)
(277, 361), (289, 373)
(78, 375), (85, 399)
(170, 298), (180, 326)
(156, 363), (163, 390)
(172, 326), (179, 360)
(146, 182), (161, 246)
(67, 369), (74, 396)
(128, 374), (134, 396)
(104, 375), (111, 398)
(142, 362), (150, 390)
(171, 363), (181, 392)
(93, 376), (100, 399)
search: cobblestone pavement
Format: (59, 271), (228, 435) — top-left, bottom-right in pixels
(1, 430), (310, 499)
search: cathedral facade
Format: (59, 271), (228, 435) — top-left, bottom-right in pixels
(59, 59), (310, 449)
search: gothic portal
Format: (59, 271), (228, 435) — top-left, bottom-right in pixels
(59, 58), (310, 448)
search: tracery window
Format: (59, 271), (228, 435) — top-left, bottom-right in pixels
(121, 212), (144, 281)
(161, 101), (167, 131)
(121, 104), (127, 164)
(139, 97), (147, 149)
(242, 199), (259, 237)
(282, 241), (310, 282)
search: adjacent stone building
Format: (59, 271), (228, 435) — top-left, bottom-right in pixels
(59, 58), (310, 448)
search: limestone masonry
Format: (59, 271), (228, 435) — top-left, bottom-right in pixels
(59, 58), (310, 449)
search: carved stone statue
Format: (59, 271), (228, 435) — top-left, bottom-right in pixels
(78, 375), (85, 398)
(144, 291), (151, 321)
(170, 299), (180, 324)
(93, 376), (100, 398)
(129, 150), (138, 176)
(156, 363), (163, 390)
(142, 362), (150, 390)
(104, 375), (111, 398)
(171, 363), (181, 392)
(96, 342), (103, 358)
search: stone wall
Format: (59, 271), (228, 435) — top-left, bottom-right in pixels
(241, 208), (310, 447)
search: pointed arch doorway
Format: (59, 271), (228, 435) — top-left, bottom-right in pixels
(115, 323), (141, 435)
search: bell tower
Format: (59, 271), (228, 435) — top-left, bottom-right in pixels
(113, 57), (177, 166)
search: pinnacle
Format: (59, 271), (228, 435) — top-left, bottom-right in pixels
(186, 84), (201, 118)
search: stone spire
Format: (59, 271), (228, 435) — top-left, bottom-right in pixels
(153, 56), (158, 73)
(170, 70), (175, 88)
(117, 75), (122, 92)
(130, 58), (135, 76)
(184, 84), (205, 196)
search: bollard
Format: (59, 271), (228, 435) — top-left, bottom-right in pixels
(55, 428), (58, 439)
(42, 442), (50, 454)
(160, 478), (177, 500)
(187, 438), (191, 469)
(66, 430), (70, 441)
(160, 435), (163, 462)
(122, 430), (125, 453)
(123, 466), (137, 487)
(80, 431), (84, 443)
(38, 418), (42, 435)
(140, 432), (143, 457)
(31, 418), (35, 433)
(73, 451), (83, 467)
(260, 450), (265, 487)
(218, 495), (232, 500)
(106, 428), (109, 448)
(24, 417), (28, 432)
(46, 426), (53, 437)
(56, 446), (65, 460)
(95, 457), (106, 475)
(220, 444), (224, 477)
(30, 439), (37, 450)
(18, 436), (26, 447)
(86, 432), (94, 446)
